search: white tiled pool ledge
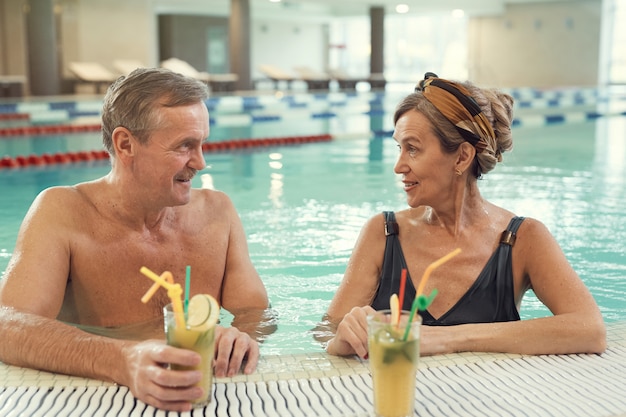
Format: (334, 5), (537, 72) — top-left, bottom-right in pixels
(0, 343), (526, 388)
(1, 321), (625, 417)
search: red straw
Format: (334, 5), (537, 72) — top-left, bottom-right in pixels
(398, 268), (407, 312)
(393, 269), (408, 327)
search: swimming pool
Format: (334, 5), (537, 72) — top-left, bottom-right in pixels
(1, 89), (625, 356)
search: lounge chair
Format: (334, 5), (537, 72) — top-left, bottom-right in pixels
(160, 58), (210, 82)
(206, 73), (238, 93)
(257, 64), (296, 90)
(161, 58), (237, 92)
(0, 75), (27, 97)
(112, 59), (147, 75)
(327, 68), (363, 90)
(293, 66), (330, 90)
(67, 62), (118, 93)
(258, 64), (294, 82)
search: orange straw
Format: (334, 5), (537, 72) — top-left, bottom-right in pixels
(140, 266), (185, 328)
(402, 248), (462, 341)
(415, 248), (462, 298)
(141, 271), (174, 304)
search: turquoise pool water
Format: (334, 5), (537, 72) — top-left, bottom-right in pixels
(1, 91), (625, 355)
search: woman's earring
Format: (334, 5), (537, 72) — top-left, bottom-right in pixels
(455, 169), (463, 176)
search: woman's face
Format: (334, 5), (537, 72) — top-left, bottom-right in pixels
(393, 109), (458, 208)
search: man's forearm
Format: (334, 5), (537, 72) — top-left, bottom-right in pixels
(0, 307), (130, 383)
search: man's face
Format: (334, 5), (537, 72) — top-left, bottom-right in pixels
(134, 102), (209, 207)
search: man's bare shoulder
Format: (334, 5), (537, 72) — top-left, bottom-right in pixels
(32, 185), (81, 209)
(26, 181), (106, 226)
(191, 188), (236, 211)
(35, 181), (100, 208)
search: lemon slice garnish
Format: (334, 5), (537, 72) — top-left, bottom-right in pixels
(187, 294), (220, 330)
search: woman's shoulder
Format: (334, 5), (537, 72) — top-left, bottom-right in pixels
(515, 216), (553, 239)
(363, 207), (423, 225)
(361, 212), (387, 233)
(392, 206), (429, 224)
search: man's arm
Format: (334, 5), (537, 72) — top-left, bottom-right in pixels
(219, 194), (269, 311)
(0, 188), (204, 412)
(0, 307), (126, 380)
(0, 307), (205, 411)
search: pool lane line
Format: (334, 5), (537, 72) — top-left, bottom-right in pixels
(0, 123), (102, 137)
(3, 103), (626, 139)
(0, 134), (333, 169)
(1, 87), (618, 134)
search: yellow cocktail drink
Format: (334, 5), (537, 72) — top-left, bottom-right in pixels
(368, 310), (421, 417)
(164, 294), (219, 407)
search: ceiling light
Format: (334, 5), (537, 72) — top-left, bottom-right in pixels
(451, 9), (465, 18)
(396, 4), (409, 14)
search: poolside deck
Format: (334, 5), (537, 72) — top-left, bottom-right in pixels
(1, 321), (625, 416)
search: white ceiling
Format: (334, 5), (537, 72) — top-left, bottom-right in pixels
(268, 0), (583, 16)
(254, 0), (507, 17)
(155, 0), (578, 20)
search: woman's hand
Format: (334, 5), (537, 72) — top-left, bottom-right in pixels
(326, 306), (376, 358)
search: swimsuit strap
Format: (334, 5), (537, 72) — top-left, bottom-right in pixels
(379, 211), (415, 310)
(500, 216), (525, 246)
(383, 211), (399, 236)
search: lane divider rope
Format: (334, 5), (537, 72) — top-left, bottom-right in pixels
(0, 122), (101, 136)
(0, 134), (332, 169)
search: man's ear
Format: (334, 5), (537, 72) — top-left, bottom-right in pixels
(456, 142), (476, 173)
(111, 127), (135, 162)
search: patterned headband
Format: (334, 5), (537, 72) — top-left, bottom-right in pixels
(415, 72), (494, 153)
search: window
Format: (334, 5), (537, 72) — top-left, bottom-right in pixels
(328, 11), (468, 84)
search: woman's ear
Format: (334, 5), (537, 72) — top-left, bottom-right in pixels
(456, 142), (476, 173)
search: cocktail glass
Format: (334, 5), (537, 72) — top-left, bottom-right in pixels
(164, 303), (216, 407)
(368, 309), (421, 417)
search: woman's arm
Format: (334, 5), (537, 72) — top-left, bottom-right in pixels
(420, 218), (606, 356)
(324, 214), (387, 357)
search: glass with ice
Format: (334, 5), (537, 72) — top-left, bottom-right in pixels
(164, 294), (219, 407)
(368, 309), (421, 417)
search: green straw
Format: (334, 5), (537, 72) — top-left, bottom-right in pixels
(184, 265), (191, 320)
(402, 290), (438, 341)
(403, 298), (420, 341)
(401, 248), (460, 341)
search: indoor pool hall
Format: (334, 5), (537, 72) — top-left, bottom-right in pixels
(1, 0), (626, 416)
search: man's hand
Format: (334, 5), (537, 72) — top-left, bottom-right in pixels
(120, 325), (259, 411)
(121, 339), (204, 412)
(213, 326), (259, 377)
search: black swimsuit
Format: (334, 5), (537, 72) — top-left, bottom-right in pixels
(370, 211), (524, 325)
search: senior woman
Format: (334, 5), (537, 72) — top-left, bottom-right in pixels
(324, 73), (606, 358)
